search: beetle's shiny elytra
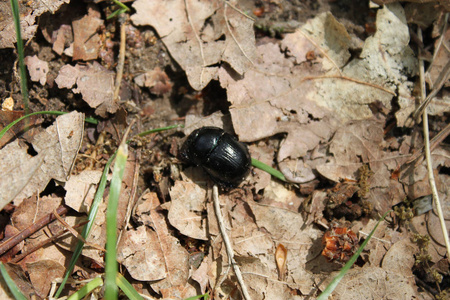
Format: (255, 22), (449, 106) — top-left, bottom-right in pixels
(182, 126), (251, 186)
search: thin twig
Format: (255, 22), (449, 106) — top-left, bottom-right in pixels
(113, 17), (127, 102)
(212, 185), (252, 300)
(9, 221), (89, 263)
(413, 59), (450, 121)
(0, 205), (69, 256)
(406, 123), (450, 167)
(417, 28), (450, 262)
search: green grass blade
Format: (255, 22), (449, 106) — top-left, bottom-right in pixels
(116, 273), (143, 300)
(251, 158), (286, 182)
(10, 0), (29, 115)
(54, 152), (116, 297)
(67, 277), (103, 300)
(0, 262), (28, 300)
(135, 124), (183, 138)
(0, 111), (98, 144)
(317, 210), (392, 300)
(107, 0), (130, 19)
(184, 293), (210, 300)
(105, 143), (128, 300)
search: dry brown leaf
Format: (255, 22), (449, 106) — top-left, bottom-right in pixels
(24, 55), (49, 86)
(72, 9), (103, 61)
(52, 24), (73, 55)
(405, 2), (441, 28)
(381, 238), (418, 277)
(246, 200), (320, 294)
(191, 256), (210, 294)
(0, 111), (43, 148)
(55, 62), (118, 117)
(117, 225), (167, 281)
(167, 181), (208, 240)
(26, 260), (65, 298)
(0, 263), (36, 298)
(11, 196), (62, 231)
(131, 0), (255, 90)
(146, 208), (190, 296)
(124, 191), (191, 297)
(134, 67), (173, 95)
(316, 118), (411, 213)
(0, 140), (46, 209)
(0, 112), (84, 208)
(427, 209), (450, 248)
(281, 12), (351, 71)
(64, 170), (103, 213)
(0, 0), (70, 49)
(321, 265), (425, 299)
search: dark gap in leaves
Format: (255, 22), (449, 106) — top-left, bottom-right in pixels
(24, 141), (38, 157)
(202, 80), (228, 116)
(216, 34), (226, 41)
(39, 179), (66, 198)
(439, 166), (449, 175)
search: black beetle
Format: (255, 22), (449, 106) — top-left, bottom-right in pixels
(181, 126), (251, 186)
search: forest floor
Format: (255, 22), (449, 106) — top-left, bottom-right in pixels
(0, 0), (449, 299)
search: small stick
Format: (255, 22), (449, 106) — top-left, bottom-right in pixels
(212, 185), (252, 300)
(9, 220), (89, 263)
(0, 205), (69, 256)
(113, 16), (127, 102)
(417, 28), (450, 261)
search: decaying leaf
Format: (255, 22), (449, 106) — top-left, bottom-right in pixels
(319, 265), (421, 299)
(167, 181), (208, 240)
(72, 8), (103, 61)
(0, 0), (70, 49)
(24, 55), (49, 86)
(26, 260), (65, 298)
(0, 112), (84, 208)
(131, 0), (255, 90)
(117, 225), (167, 281)
(64, 170), (103, 213)
(55, 62), (118, 117)
(134, 67), (173, 95)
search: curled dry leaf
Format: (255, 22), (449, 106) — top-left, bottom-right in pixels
(275, 243), (287, 280)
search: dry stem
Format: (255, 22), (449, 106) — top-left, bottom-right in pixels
(212, 185), (252, 300)
(417, 27), (450, 261)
